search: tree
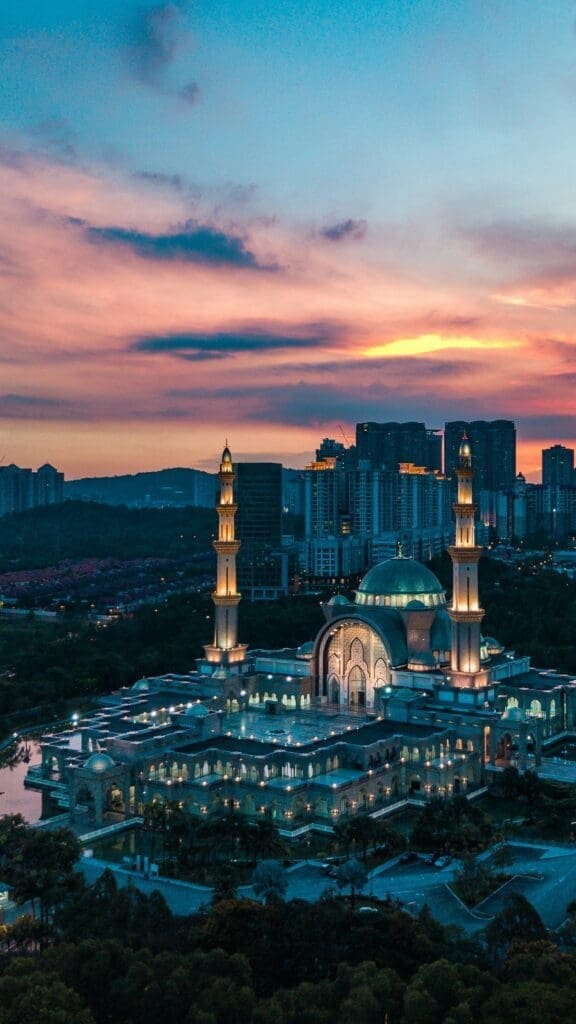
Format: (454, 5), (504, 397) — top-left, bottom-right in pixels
(500, 765), (522, 800)
(211, 864), (238, 905)
(411, 796), (493, 853)
(453, 854), (499, 907)
(335, 857), (367, 910)
(485, 893), (547, 962)
(0, 964), (95, 1024)
(247, 819), (286, 863)
(252, 859), (288, 904)
(0, 817), (81, 924)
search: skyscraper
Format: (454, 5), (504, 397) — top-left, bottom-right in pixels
(236, 462), (285, 599)
(542, 445), (575, 488)
(0, 463), (64, 517)
(355, 421), (435, 469)
(444, 420), (516, 493)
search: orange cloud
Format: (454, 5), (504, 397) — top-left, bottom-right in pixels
(0, 146), (574, 477)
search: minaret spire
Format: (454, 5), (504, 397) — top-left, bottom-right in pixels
(202, 444), (247, 673)
(447, 436), (489, 689)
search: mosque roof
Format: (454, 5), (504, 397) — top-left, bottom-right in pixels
(430, 609), (452, 650)
(356, 557), (445, 608)
(132, 678), (151, 692)
(83, 752), (116, 772)
(185, 704), (209, 717)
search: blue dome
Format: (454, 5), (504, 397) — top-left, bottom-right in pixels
(84, 753), (115, 773)
(356, 557), (445, 610)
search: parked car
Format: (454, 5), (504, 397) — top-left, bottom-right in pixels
(399, 851), (419, 864)
(434, 856), (452, 869)
(320, 863), (337, 876)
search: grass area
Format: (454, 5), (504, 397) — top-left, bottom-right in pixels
(450, 872), (512, 908)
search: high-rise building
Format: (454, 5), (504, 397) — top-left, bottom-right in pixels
(34, 463), (64, 506)
(235, 462), (285, 599)
(0, 463), (64, 517)
(426, 430), (443, 473)
(542, 445), (575, 488)
(444, 420), (516, 493)
(304, 458), (343, 539)
(316, 438), (345, 461)
(355, 421), (433, 470)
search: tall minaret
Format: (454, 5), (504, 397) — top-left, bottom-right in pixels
(202, 444), (248, 673)
(447, 437), (489, 689)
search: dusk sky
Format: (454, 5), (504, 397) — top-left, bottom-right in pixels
(1, 1), (575, 479)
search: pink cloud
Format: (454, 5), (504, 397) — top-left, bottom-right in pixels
(0, 146), (574, 476)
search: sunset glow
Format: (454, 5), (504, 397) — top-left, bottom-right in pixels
(0, 2), (575, 480)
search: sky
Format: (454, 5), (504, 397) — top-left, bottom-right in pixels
(0, 1), (575, 480)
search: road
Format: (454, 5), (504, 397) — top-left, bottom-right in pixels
(5, 841), (576, 932)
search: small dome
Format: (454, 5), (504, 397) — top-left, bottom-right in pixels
(84, 752), (115, 772)
(483, 636), (504, 655)
(502, 706), (525, 722)
(297, 641), (315, 656)
(356, 557), (445, 610)
(327, 594), (350, 607)
(185, 703), (209, 717)
(405, 599), (426, 610)
(132, 678), (150, 692)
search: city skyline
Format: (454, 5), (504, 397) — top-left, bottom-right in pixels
(1, 2), (575, 478)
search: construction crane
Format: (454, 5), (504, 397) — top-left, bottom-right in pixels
(338, 424), (352, 448)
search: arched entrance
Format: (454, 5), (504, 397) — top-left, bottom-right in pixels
(348, 665), (366, 707)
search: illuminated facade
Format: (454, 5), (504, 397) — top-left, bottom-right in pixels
(447, 437), (490, 690)
(26, 442), (576, 836)
(200, 445), (248, 673)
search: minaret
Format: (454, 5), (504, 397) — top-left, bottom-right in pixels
(447, 437), (489, 689)
(202, 444), (248, 673)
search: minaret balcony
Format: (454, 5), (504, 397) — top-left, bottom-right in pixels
(213, 540), (241, 556)
(452, 502), (478, 515)
(448, 608), (484, 624)
(212, 592), (241, 606)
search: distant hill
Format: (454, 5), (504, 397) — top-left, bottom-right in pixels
(65, 467), (216, 508)
(0, 501), (215, 571)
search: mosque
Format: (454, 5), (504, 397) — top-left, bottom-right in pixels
(27, 442), (576, 831)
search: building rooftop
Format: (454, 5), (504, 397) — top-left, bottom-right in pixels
(505, 669), (576, 692)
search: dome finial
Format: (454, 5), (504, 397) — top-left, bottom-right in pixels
(459, 433), (472, 465)
(221, 442), (233, 469)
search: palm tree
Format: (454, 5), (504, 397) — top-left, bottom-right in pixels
(248, 820), (286, 863)
(335, 857), (368, 909)
(252, 859), (288, 904)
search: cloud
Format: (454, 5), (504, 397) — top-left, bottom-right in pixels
(29, 119), (78, 162)
(134, 321), (342, 358)
(1, 393), (64, 407)
(128, 1), (200, 106)
(515, 414), (576, 439)
(166, 369), (480, 427)
(320, 219), (367, 242)
(463, 218), (576, 265)
(85, 220), (270, 268)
